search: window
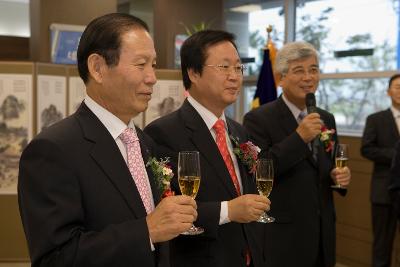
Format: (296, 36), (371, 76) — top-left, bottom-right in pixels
(224, 0), (399, 135)
(296, 0), (397, 73)
(317, 74), (393, 135)
(224, 0), (285, 75)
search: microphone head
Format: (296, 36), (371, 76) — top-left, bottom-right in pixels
(305, 93), (317, 113)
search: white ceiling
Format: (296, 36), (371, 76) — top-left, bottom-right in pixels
(0, 0), (29, 3)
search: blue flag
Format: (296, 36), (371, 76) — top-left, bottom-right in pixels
(252, 49), (277, 109)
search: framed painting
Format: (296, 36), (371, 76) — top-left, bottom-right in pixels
(0, 63), (33, 194)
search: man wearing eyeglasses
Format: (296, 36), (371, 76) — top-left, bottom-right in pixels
(144, 30), (270, 267)
(243, 41), (351, 267)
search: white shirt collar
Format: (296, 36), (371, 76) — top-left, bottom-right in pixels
(282, 94), (307, 120)
(391, 106), (400, 118)
(187, 94), (227, 130)
(84, 95), (136, 140)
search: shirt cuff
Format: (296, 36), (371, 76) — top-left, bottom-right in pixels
(219, 201), (231, 225)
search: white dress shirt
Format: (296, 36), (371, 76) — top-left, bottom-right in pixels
(282, 94), (307, 123)
(187, 95), (243, 224)
(391, 105), (400, 134)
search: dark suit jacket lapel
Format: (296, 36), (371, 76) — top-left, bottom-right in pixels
(317, 112), (336, 177)
(76, 103), (147, 218)
(385, 109), (400, 139)
(227, 120), (255, 194)
(180, 100), (238, 198)
(276, 97), (299, 136)
(276, 97), (317, 168)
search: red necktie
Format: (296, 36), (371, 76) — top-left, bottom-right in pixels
(213, 119), (241, 196)
(120, 128), (154, 214)
(213, 120), (251, 265)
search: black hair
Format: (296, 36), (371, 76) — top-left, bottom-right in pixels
(180, 30), (237, 89)
(388, 73), (400, 89)
(77, 13), (149, 84)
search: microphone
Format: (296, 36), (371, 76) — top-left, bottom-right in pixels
(305, 93), (320, 160)
(305, 93), (317, 114)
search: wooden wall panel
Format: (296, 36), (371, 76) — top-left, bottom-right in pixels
(0, 36), (29, 61)
(153, 0), (223, 69)
(0, 195), (29, 261)
(30, 0), (117, 62)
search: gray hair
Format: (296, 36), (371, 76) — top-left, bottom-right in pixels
(275, 41), (319, 75)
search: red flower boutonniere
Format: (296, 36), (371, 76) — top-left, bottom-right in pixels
(231, 136), (261, 174)
(146, 157), (175, 198)
(320, 126), (335, 152)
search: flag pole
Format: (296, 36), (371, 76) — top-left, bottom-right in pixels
(251, 25), (278, 110)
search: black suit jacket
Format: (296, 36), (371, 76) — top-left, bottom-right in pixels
(389, 140), (400, 217)
(144, 100), (266, 267)
(243, 97), (340, 267)
(361, 109), (399, 204)
(18, 103), (168, 267)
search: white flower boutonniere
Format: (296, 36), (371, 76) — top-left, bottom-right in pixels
(146, 157), (175, 198)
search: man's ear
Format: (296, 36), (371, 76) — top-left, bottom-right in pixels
(87, 53), (106, 83)
(188, 68), (200, 85)
(276, 73), (284, 87)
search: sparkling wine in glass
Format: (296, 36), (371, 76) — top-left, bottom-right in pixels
(256, 158), (275, 223)
(178, 151), (204, 235)
(331, 144), (348, 189)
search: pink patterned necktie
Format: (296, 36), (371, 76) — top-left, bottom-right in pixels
(213, 119), (241, 196)
(119, 128), (154, 214)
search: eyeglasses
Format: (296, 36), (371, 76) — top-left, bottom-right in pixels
(204, 64), (246, 75)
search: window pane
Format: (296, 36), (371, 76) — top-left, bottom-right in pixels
(317, 78), (391, 135)
(247, 6), (285, 75)
(224, 1), (285, 75)
(296, 0), (397, 73)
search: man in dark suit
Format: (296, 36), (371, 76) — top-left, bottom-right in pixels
(390, 140), (400, 217)
(361, 73), (400, 267)
(18, 13), (197, 267)
(243, 41), (351, 267)
(144, 30), (270, 267)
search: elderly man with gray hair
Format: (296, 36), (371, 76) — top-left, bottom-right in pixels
(243, 41), (351, 267)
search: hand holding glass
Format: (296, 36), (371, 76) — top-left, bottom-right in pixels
(255, 159), (275, 223)
(178, 151), (204, 235)
(331, 144), (348, 189)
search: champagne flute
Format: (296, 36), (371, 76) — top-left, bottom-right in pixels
(256, 158), (275, 223)
(178, 151), (204, 235)
(331, 144), (349, 189)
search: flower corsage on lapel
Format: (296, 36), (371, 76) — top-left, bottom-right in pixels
(320, 125), (335, 152)
(146, 157), (175, 198)
(231, 136), (261, 174)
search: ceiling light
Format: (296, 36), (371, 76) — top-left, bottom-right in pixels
(230, 4), (262, 13)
